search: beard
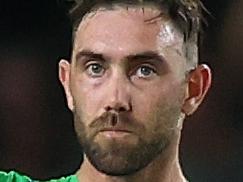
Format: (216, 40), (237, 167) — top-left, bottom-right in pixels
(73, 103), (182, 177)
(83, 134), (168, 176)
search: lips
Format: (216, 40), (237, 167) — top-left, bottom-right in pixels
(99, 128), (132, 133)
(97, 127), (134, 139)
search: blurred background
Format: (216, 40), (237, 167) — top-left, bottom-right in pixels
(0, 0), (242, 181)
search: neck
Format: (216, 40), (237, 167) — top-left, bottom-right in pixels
(76, 137), (186, 182)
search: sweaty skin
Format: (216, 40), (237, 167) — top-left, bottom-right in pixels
(59, 5), (212, 182)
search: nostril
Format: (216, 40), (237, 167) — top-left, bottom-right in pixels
(105, 105), (128, 112)
(118, 107), (127, 112)
(105, 101), (132, 112)
(105, 106), (112, 112)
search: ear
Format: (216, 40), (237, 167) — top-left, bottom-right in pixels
(59, 59), (74, 111)
(182, 64), (212, 116)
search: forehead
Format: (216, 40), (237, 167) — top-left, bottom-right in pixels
(73, 6), (184, 58)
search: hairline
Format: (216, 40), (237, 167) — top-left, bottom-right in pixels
(70, 3), (199, 67)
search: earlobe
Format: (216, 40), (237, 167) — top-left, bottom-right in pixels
(59, 59), (74, 111)
(182, 64), (212, 115)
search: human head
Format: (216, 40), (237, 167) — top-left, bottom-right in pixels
(59, 0), (211, 177)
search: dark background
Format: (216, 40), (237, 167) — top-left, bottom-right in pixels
(0, 0), (242, 181)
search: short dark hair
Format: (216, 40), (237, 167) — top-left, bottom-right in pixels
(60, 0), (208, 66)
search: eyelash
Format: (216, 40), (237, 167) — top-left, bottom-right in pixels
(85, 62), (105, 77)
(132, 63), (157, 76)
(84, 61), (157, 79)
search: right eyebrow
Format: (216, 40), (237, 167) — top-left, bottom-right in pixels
(75, 50), (105, 62)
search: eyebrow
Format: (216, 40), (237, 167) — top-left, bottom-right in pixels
(75, 50), (165, 63)
(126, 51), (165, 63)
(76, 50), (105, 62)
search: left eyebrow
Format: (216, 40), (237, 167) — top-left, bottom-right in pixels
(125, 51), (165, 63)
(75, 50), (105, 62)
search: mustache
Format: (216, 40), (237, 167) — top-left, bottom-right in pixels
(88, 111), (143, 134)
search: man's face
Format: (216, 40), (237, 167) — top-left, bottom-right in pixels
(66, 7), (188, 176)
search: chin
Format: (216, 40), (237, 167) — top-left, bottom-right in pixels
(84, 136), (169, 176)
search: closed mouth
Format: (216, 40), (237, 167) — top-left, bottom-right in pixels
(99, 128), (132, 133)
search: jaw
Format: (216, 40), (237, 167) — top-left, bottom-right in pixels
(77, 131), (185, 182)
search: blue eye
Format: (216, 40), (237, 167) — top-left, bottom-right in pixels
(136, 66), (156, 78)
(86, 63), (105, 77)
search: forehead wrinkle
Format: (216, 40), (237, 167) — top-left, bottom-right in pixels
(74, 7), (185, 66)
(77, 8), (181, 40)
(75, 12), (160, 54)
(75, 5), (165, 41)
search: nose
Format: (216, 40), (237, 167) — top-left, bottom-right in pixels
(104, 73), (132, 113)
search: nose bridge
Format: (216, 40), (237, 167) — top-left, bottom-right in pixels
(105, 68), (131, 112)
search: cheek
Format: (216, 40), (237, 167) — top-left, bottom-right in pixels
(132, 79), (184, 134)
(133, 79), (182, 114)
(72, 78), (106, 121)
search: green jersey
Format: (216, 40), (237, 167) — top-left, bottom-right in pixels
(0, 171), (78, 182)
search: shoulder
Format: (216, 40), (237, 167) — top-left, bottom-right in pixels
(0, 171), (78, 182)
(48, 174), (78, 182)
(0, 171), (32, 181)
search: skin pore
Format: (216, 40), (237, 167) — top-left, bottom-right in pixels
(59, 5), (211, 182)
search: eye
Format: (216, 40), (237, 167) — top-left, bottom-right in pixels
(86, 63), (105, 77)
(135, 65), (156, 78)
